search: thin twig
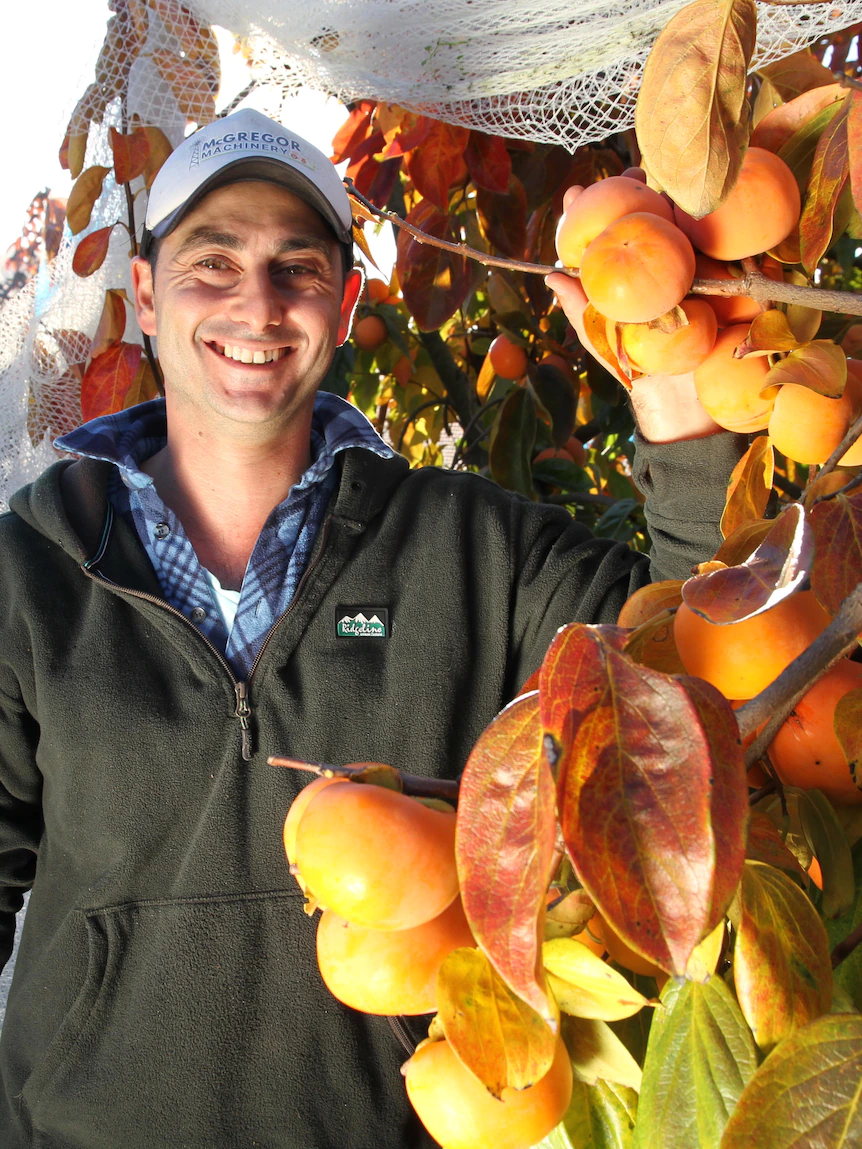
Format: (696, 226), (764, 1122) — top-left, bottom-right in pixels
(811, 472), (862, 506)
(836, 74), (862, 93)
(738, 583), (862, 762)
(268, 755), (460, 803)
(748, 778), (778, 806)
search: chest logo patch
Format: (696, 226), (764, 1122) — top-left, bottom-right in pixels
(336, 606), (389, 639)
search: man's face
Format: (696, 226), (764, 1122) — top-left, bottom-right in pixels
(132, 181), (362, 434)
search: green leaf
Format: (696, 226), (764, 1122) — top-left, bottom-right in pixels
(719, 1013), (862, 1148)
(632, 978), (757, 1149)
(537, 1079), (638, 1149)
(489, 384), (537, 499)
(824, 841), (862, 1010)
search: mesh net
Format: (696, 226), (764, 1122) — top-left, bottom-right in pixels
(2, 0), (862, 509)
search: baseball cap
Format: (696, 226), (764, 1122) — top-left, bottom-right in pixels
(141, 108), (354, 264)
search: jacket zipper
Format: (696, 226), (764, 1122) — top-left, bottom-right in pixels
(79, 513), (335, 761)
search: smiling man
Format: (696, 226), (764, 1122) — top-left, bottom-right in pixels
(0, 109), (746, 1148)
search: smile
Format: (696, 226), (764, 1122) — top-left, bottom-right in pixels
(208, 342), (289, 364)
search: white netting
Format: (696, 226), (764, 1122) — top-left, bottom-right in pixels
(2, 0), (862, 509)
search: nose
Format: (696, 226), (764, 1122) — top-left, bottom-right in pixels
(227, 264), (283, 333)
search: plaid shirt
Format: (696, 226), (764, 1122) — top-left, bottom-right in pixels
(55, 393), (394, 678)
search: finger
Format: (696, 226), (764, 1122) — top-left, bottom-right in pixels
(562, 186), (585, 213)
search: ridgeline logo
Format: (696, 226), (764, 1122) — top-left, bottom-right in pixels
(335, 608), (389, 639)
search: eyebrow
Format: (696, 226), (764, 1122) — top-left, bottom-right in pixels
(174, 227), (336, 266)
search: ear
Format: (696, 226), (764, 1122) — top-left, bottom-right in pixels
(130, 256), (158, 337)
(337, 267), (365, 346)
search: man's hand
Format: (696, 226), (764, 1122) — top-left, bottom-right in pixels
(546, 239), (723, 445)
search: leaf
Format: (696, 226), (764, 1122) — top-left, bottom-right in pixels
(763, 340), (847, 397)
(720, 435), (774, 539)
(563, 1015), (643, 1092)
(151, 49), (217, 125)
(719, 1013), (862, 1148)
(713, 518), (774, 566)
(544, 939), (651, 1022)
(140, 125), (174, 188)
(632, 978), (757, 1149)
(751, 82), (845, 155)
(66, 166), (112, 235)
(736, 309), (803, 357)
(456, 692), (557, 1024)
(150, 0), (218, 69)
(531, 360), (578, 449)
(539, 625), (748, 976)
(756, 49), (836, 102)
(80, 342), (143, 422)
(72, 226), (114, 278)
(476, 353), (497, 403)
(489, 384), (537, 500)
(799, 95), (851, 274)
(477, 175), (528, 260)
(634, 0), (756, 218)
(778, 98), (846, 198)
(798, 788), (855, 919)
(331, 102), (375, 163)
(90, 290), (128, 360)
(403, 120), (469, 212)
(685, 920), (726, 983)
(617, 581), (684, 629)
(835, 689), (862, 789)
(395, 199), (470, 331)
(848, 90), (862, 219)
(377, 110), (433, 160)
(810, 484), (862, 616)
(734, 861), (833, 1052)
(123, 354), (160, 409)
(746, 810), (807, 883)
(623, 611), (685, 675)
(546, 890), (598, 941)
(681, 503), (813, 624)
(436, 947), (556, 1096)
(538, 1079), (638, 1149)
(465, 131), (512, 194)
(109, 125), (150, 186)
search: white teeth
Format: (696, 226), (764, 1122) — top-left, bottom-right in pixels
(215, 343), (286, 362)
(253, 350), (266, 364)
(240, 347), (254, 363)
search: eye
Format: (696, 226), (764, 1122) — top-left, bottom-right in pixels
(197, 256), (233, 271)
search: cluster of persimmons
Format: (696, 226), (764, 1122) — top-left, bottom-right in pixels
(554, 150), (862, 468)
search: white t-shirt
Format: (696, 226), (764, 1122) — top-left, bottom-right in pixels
(203, 567), (242, 636)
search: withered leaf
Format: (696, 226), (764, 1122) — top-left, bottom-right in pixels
(110, 125), (150, 186)
(66, 166), (112, 235)
(635, 0), (756, 218)
(72, 226), (114, 278)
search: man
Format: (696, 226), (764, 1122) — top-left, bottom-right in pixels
(0, 109), (745, 1147)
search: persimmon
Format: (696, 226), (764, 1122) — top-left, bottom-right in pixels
(365, 277), (390, 304)
(489, 334), (528, 379)
(673, 148), (801, 261)
(579, 212), (696, 324)
(768, 657), (862, 806)
(283, 775), (350, 866)
(611, 298), (717, 375)
(533, 447), (575, 465)
(693, 324), (776, 433)
(674, 590), (832, 700)
(590, 913), (665, 979)
(294, 781), (459, 930)
(768, 382), (857, 465)
(838, 359), (862, 466)
(564, 435), (586, 466)
(353, 314), (388, 352)
(315, 897), (475, 1015)
(393, 355), (413, 386)
(695, 253), (784, 326)
(403, 1035), (573, 1149)
(554, 174), (674, 268)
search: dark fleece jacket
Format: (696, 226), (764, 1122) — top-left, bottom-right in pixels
(0, 432), (745, 1148)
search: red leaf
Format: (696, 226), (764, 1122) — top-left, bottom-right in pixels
(404, 120), (470, 211)
(378, 113), (433, 160)
(477, 175), (528, 260)
(464, 131), (512, 193)
(90, 289), (128, 359)
(395, 199), (471, 331)
(72, 226), (114, 278)
(80, 342), (143, 422)
(539, 623), (747, 976)
(799, 94), (850, 274)
(455, 692), (558, 1024)
(109, 125), (150, 185)
(682, 503), (814, 624)
(331, 101), (375, 164)
(810, 485), (862, 616)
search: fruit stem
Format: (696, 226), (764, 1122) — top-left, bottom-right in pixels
(267, 755), (461, 803)
(737, 583), (862, 763)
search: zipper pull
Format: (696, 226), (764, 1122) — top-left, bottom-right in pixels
(234, 682), (253, 761)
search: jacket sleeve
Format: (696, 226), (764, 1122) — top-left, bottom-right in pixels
(0, 669), (42, 971)
(507, 429), (749, 690)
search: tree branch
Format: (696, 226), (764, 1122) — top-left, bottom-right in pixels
(832, 918), (862, 968)
(268, 755), (460, 803)
(814, 412), (862, 480)
(737, 583), (862, 763)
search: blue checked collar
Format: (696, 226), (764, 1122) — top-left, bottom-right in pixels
(55, 392), (394, 485)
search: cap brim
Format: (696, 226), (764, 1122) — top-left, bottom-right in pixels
(148, 156), (353, 247)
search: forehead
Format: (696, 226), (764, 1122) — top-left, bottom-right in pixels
(167, 180), (337, 251)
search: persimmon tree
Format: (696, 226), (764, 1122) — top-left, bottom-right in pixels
(48, 0), (862, 1144)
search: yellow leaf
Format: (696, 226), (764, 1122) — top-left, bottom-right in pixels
(684, 920), (726, 982)
(763, 340), (847, 397)
(635, 0), (756, 218)
(563, 1015), (643, 1091)
(720, 434), (774, 539)
(66, 166), (112, 235)
(544, 938), (651, 1021)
